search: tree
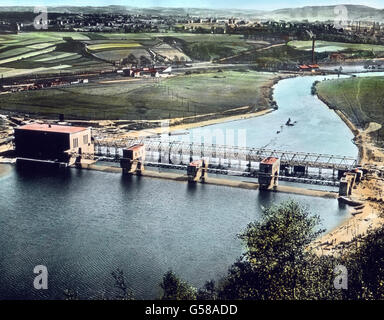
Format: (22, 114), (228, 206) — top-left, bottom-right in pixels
(123, 53), (138, 67)
(218, 201), (341, 300)
(343, 226), (384, 300)
(197, 280), (217, 300)
(160, 270), (197, 300)
(139, 55), (151, 67)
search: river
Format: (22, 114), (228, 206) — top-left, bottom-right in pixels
(0, 73), (366, 299)
(184, 74), (358, 156)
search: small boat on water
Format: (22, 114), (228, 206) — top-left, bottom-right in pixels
(338, 196), (364, 206)
(285, 118), (295, 126)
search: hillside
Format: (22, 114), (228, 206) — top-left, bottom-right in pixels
(269, 5), (384, 21)
(317, 76), (384, 145)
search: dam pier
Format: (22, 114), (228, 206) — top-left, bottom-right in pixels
(9, 123), (362, 199)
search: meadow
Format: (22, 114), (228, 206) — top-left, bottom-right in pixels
(0, 32), (256, 77)
(0, 32), (110, 78)
(0, 70), (275, 120)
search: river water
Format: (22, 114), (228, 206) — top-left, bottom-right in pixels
(185, 74), (358, 156)
(0, 73), (366, 299)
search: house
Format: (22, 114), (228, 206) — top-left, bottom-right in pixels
(308, 64), (320, 70)
(299, 64), (320, 71)
(299, 64), (311, 71)
(14, 123), (94, 166)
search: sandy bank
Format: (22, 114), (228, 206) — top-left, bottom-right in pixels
(0, 163), (12, 178)
(313, 89), (384, 256)
(125, 108), (275, 138)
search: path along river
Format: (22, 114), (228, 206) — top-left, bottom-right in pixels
(1, 72), (381, 299)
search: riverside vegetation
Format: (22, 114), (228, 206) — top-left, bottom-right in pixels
(157, 201), (384, 300)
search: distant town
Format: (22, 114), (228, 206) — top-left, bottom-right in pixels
(1, 9), (384, 43)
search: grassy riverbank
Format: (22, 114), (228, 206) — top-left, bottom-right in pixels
(317, 76), (384, 145)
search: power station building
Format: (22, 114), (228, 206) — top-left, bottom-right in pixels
(258, 157), (280, 190)
(14, 123), (94, 166)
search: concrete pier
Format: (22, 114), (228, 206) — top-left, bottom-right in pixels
(80, 163), (338, 199)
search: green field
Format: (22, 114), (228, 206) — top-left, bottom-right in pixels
(222, 44), (326, 66)
(0, 32), (111, 77)
(0, 32), (257, 77)
(160, 34), (256, 61)
(317, 76), (384, 144)
(87, 42), (142, 51)
(0, 70), (275, 120)
(288, 40), (384, 53)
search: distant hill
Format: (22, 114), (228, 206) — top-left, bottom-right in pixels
(268, 5), (384, 22)
(0, 4), (382, 21)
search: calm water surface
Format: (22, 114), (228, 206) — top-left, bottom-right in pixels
(0, 166), (349, 299)
(186, 74), (358, 156)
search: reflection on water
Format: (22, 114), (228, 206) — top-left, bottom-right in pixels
(0, 166), (349, 299)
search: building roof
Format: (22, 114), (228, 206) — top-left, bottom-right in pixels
(17, 123), (88, 134)
(189, 160), (203, 166)
(127, 144), (144, 151)
(261, 157), (279, 165)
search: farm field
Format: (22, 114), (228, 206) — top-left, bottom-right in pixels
(221, 43), (324, 66)
(152, 43), (191, 62)
(317, 76), (384, 143)
(288, 40), (384, 53)
(83, 32), (255, 62)
(0, 70), (276, 120)
(0, 32), (258, 77)
(92, 48), (149, 61)
(87, 42), (142, 51)
(160, 34), (259, 61)
(0, 32), (111, 78)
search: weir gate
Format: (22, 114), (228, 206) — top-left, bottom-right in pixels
(87, 138), (358, 187)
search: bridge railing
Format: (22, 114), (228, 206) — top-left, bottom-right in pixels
(92, 137), (357, 171)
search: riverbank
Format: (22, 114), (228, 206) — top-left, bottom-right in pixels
(0, 72), (295, 144)
(124, 73), (296, 138)
(65, 72), (295, 141)
(312, 85), (384, 256)
(123, 108), (275, 139)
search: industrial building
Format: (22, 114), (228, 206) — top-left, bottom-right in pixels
(258, 157), (280, 189)
(14, 123), (94, 166)
(120, 144), (146, 174)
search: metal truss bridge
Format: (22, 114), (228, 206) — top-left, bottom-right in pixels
(92, 137), (358, 171)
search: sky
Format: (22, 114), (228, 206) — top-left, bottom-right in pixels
(2, 0), (384, 10)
